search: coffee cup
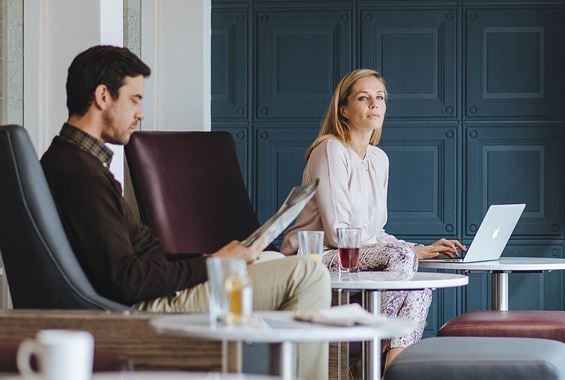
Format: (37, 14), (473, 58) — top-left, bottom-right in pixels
(17, 329), (94, 380)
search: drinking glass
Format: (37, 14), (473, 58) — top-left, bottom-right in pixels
(206, 258), (253, 326)
(337, 228), (361, 272)
(298, 231), (324, 263)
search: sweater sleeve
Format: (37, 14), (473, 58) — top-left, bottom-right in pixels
(61, 175), (208, 305)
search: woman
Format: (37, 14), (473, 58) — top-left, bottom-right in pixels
(281, 69), (465, 366)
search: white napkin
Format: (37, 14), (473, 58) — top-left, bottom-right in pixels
(294, 304), (388, 327)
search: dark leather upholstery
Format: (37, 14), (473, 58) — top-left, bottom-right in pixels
(439, 310), (565, 342)
(0, 125), (128, 310)
(125, 131), (275, 254)
(0, 339), (133, 372)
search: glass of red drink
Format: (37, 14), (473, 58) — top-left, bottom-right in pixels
(337, 228), (361, 272)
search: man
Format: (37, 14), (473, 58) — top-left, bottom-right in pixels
(41, 45), (330, 379)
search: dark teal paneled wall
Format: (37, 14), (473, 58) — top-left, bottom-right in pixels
(211, 0), (565, 335)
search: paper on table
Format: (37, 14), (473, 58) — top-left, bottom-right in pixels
(294, 304), (388, 327)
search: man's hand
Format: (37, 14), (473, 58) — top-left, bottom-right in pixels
(414, 238), (467, 260)
(212, 236), (269, 264)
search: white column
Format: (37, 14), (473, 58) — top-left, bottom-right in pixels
(100, 0), (125, 186)
(23, 0), (124, 183)
(141, 0), (211, 132)
(24, 0), (99, 154)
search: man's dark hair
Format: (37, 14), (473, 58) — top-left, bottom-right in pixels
(66, 45), (151, 117)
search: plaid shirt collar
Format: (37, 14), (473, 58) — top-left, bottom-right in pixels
(59, 123), (113, 168)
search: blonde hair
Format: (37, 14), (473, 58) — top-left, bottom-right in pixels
(305, 69), (387, 160)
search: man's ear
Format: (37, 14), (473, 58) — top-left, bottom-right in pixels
(93, 84), (110, 110)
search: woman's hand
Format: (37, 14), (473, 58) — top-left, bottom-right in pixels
(414, 238), (467, 260)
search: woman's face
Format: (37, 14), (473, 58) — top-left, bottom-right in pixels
(340, 76), (386, 134)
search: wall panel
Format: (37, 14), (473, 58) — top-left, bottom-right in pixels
(360, 8), (458, 119)
(504, 244), (564, 310)
(465, 126), (563, 239)
(211, 10), (248, 120)
(255, 126), (318, 224)
(212, 123), (250, 188)
(256, 10), (352, 119)
(465, 8), (565, 119)
(380, 125), (459, 238)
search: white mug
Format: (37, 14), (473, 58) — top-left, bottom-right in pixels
(17, 329), (94, 380)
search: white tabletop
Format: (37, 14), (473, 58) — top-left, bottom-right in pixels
(418, 257), (565, 271)
(151, 311), (417, 343)
(330, 271), (468, 290)
(0, 373), (276, 380)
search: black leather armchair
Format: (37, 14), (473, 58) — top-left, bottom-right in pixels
(0, 125), (128, 310)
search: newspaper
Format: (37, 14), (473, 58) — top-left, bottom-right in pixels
(294, 304), (388, 326)
(242, 179), (319, 248)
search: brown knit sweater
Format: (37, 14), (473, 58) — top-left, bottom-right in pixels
(41, 135), (208, 305)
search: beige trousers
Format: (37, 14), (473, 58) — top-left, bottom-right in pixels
(135, 256), (331, 379)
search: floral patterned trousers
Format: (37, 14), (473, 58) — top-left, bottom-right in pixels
(323, 241), (432, 351)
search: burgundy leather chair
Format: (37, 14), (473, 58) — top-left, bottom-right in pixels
(0, 340), (133, 372)
(125, 131), (275, 255)
(439, 310), (565, 342)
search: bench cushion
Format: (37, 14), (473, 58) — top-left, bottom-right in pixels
(384, 337), (565, 380)
(439, 311), (565, 342)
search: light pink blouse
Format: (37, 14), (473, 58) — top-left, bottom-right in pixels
(281, 138), (404, 254)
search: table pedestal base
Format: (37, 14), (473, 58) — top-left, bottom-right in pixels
(362, 291), (381, 380)
(492, 272), (509, 311)
(221, 341), (242, 373)
(269, 342), (295, 380)
(222, 341), (296, 380)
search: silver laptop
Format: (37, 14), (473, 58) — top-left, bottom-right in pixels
(423, 204), (526, 263)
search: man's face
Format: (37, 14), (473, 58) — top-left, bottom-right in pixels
(101, 75), (144, 145)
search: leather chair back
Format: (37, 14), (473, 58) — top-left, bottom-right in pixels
(0, 125), (128, 310)
(125, 131), (271, 254)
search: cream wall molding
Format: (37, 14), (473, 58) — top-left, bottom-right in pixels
(140, 0), (211, 132)
(23, 0), (45, 152)
(23, 0), (124, 182)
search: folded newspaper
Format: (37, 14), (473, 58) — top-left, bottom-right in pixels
(294, 304), (388, 327)
(242, 179), (319, 248)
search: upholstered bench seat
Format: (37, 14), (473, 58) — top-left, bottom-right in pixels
(384, 337), (565, 380)
(438, 311), (565, 342)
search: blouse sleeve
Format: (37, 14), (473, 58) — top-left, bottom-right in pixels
(306, 140), (354, 247)
(372, 151), (415, 247)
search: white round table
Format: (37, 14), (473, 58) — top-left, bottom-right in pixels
(331, 271), (469, 291)
(0, 372), (277, 380)
(151, 311), (417, 380)
(419, 257), (565, 311)
(330, 271), (469, 380)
